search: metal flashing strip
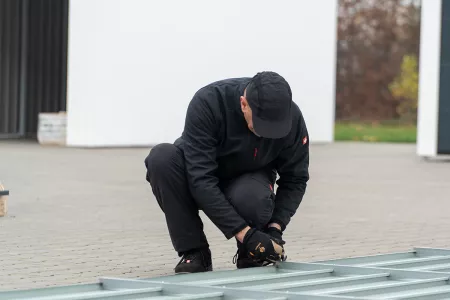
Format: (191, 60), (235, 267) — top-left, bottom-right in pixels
(315, 247), (450, 272)
(2, 247), (450, 299)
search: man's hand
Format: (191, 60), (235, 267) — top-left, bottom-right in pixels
(235, 226), (251, 243)
(242, 228), (284, 263)
(268, 223), (282, 231)
(265, 225), (285, 245)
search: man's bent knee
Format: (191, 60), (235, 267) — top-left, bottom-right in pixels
(144, 143), (182, 185)
(145, 143), (179, 172)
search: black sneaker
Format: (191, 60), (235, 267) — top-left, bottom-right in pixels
(233, 241), (264, 269)
(175, 248), (213, 274)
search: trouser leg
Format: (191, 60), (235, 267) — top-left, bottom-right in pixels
(221, 169), (277, 266)
(224, 170), (276, 269)
(222, 170), (276, 230)
(145, 143), (209, 255)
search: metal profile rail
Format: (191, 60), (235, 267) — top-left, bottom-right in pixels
(2, 247), (450, 299)
(315, 247), (450, 272)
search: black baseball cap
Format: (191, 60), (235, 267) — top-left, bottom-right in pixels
(245, 71), (293, 139)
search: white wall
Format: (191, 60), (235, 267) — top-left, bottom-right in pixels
(66, 0), (338, 147)
(417, 0), (442, 157)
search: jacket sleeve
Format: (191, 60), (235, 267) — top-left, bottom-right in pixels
(181, 91), (249, 239)
(271, 112), (310, 231)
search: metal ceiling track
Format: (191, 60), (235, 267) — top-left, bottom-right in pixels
(2, 247), (450, 300)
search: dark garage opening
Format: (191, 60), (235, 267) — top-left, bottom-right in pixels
(0, 0), (69, 139)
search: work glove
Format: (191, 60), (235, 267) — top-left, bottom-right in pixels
(265, 226), (285, 246)
(242, 228), (285, 263)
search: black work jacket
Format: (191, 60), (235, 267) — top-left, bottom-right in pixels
(174, 77), (309, 239)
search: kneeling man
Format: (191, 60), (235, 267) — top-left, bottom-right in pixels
(145, 71), (309, 273)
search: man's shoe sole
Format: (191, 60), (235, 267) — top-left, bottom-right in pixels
(175, 265), (213, 274)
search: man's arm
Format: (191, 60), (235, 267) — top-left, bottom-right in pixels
(271, 112), (310, 231)
(182, 91), (249, 240)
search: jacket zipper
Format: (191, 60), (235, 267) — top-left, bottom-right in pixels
(253, 136), (263, 161)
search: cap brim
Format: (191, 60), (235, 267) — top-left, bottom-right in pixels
(252, 115), (292, 139)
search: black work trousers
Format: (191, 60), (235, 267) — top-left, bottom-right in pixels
(145, 143), (276, 255)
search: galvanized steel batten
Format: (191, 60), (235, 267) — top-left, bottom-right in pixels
(2, 247), (450, 299)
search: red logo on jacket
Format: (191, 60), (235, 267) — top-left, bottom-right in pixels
(302, 136), (308, 145)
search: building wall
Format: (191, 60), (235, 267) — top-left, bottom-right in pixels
(0, 0), (22, 138)
(417, 0), (444, 157)
(24, 0), (69, 137)
(0, 0), (68, 139)
(436, 0), (450, 154)
(66, 0), (338, 147)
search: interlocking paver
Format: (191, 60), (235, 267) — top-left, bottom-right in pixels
(1, 141), (450, 291)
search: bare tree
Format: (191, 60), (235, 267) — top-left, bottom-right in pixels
(335, 0), (421, 122)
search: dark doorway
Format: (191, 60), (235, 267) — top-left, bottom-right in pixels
(0, 0), (69, 139)
(437, 0), (450, 154)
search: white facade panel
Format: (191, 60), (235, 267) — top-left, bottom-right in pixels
(417, 0), (442, 157)
(66, 0), (338, 147)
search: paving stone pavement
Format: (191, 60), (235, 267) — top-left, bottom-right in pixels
(1, 140), (450, 291)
